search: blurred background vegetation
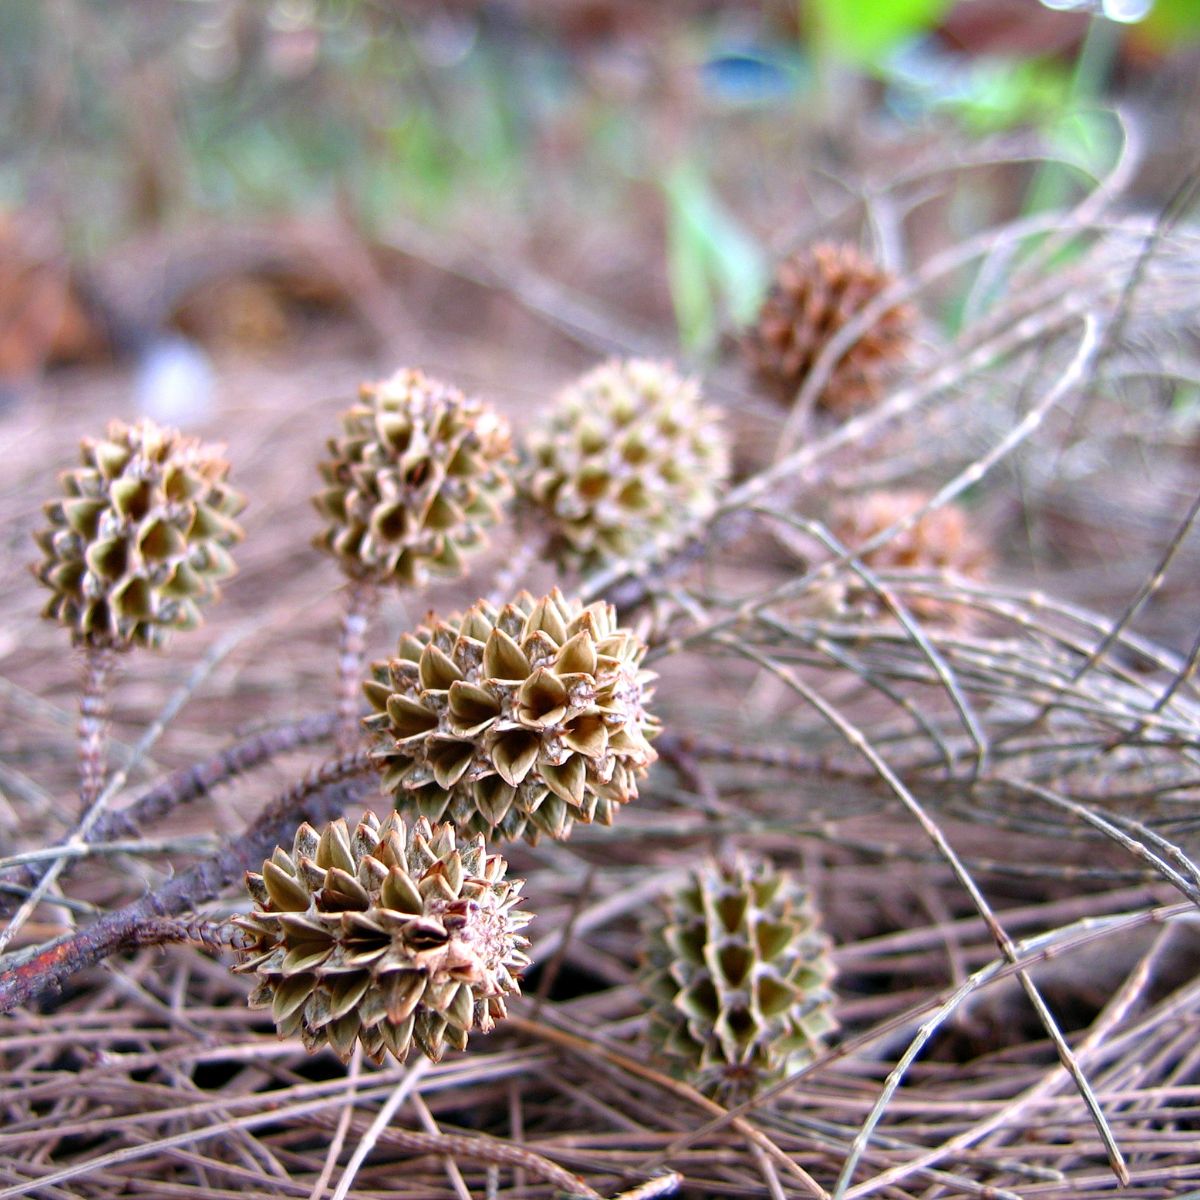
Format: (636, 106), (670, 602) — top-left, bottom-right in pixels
(2, 0), (1199, 386)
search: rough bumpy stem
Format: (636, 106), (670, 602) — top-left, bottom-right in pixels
(0, 753), (374, 1015)
(78, 646), (116, 811)
(0, 711), (339, 915)
(337, 580), (378, 754)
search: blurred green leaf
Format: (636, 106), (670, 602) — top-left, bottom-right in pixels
(1141, 0), (1200, 45)
(812, 0), (953, 65)
(664, 163), (766, 352)
(1021, 107), (1119, 216)
(1049, 109), (1118, 176)
(946, 58), (1074, 134)
(1169, 383), (1200, 416)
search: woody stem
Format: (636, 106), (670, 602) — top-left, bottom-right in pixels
(78, 645), (116, 811)
(337, 579), (379, 755)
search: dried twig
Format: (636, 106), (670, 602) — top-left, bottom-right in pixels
(0, 754), (373, 1014)
(0, 711), (338, 913)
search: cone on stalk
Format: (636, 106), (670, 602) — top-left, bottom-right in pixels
(363, 588), (658, 845)
(233, 810), (531, 1064)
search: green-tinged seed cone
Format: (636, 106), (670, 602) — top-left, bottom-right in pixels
(313, 368), (513, 589)
(521, 358), (727, 573)
(746, 243), (915, 414)
(641, 856), (836, 1102)
(363, 588), (658, 845)
(232, 810), (531, 1064)
(32, 417), (245, 650)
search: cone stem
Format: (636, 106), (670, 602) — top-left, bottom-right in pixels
(336, 580), (379, 754)
(78, 645), (116, 811)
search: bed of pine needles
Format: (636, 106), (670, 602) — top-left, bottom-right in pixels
(2, 119), (1200, 1200)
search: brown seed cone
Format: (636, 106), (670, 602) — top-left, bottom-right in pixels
(313, 368), (513, 589)
(831, 489), (989, 623)
(232, 811), (531, 1064)
(746, 243), (915, 414)
(33, 418), (245, 650)
(363, 588), (658, 845)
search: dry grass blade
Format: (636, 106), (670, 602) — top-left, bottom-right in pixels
(507, 1012), (830, 1199)
(328, 1059), (431, 1200)
(0, 621), (260, 954)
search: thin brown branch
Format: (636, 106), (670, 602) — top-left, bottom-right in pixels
(0, 711), (338, 915)
(0, 753), (373, 1015)
(336, 580), (378, 755)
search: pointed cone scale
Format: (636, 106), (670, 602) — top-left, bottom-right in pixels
(491, 731), (540, 787)
(447, 684), (500, 739)
(381, 866), (424, 914)
(483, 627), (531, 682)
(540, 754), (586, 807)
(263, 860), (311, 912)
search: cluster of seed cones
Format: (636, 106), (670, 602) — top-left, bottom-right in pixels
(314, 358), (728, 590)
(233, 582), (659, 1067)
(30, 356), (842, 1087)
(264, 364), (670, 1062)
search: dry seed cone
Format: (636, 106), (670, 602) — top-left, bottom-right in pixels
(33, 418), (245, 650)
(747, 243), (914, 414)
(313, 368), (513, 588)
(233, 811), (531, 1064)
(642, 856), (836, 1102)
(831, 489), (989, 623)
(522, 358), (727, 573)
(363, 588), (658, 845)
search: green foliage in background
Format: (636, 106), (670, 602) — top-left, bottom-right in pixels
(1139, 0), (1200, 46)
(941, 58), (1075, 134)
(664, 163), (766, 353)
(1, 0), (1197, 356)
(808, 0), (953, 66)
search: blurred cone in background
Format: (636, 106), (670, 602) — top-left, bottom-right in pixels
(0, 211), (107, 389)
